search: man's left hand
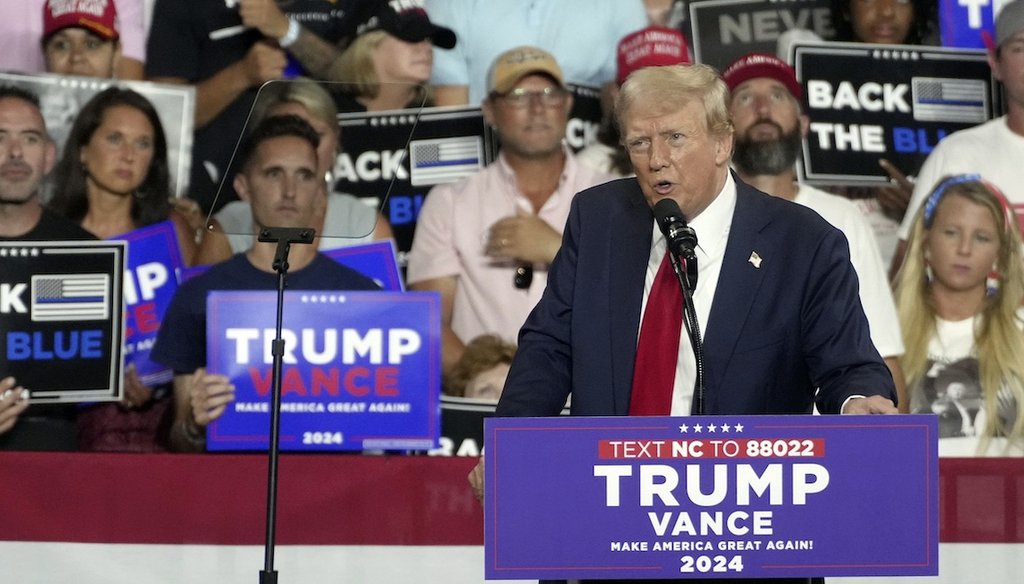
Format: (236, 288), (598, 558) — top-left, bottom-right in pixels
(842, 395), (898, 414)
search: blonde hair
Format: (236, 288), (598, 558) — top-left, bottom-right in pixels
(614, 63), (734, 141)
(894, 177), (1024, 452)
(335, 30), (388, 98)
(334, 30), (430, 105)
(250, 78), (339, 138)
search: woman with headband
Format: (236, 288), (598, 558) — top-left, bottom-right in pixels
(894, 174), (1024, 455)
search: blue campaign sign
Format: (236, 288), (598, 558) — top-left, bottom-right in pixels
(205, 290), (441, 451)
(939, 0), (995, 48)
(485, 415), (938, 580)
(323, 240), (404, 291)
(118, 221), (183, 386)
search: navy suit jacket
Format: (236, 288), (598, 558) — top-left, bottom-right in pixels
(496, 176), (896, 418)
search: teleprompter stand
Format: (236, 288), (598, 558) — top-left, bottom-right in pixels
(257, 226), (316, 584)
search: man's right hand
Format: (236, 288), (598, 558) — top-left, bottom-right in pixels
(0, 377), (30, 435)
(188, 368), (236, 428)
(242, 41), (287, 87)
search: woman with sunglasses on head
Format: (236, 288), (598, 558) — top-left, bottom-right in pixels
(894, 174), (1024, 455)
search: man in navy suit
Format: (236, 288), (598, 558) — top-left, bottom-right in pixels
(470, 61), (898, 584)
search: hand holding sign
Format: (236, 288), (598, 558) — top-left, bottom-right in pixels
(0, 378), (30, 435)
(121, 364), (155, 410)
(877, 158), (914, 221)
(189, 367), (236, 427)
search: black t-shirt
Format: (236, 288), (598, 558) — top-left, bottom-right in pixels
(145, 0), (355, 213)
(0, 209), (94, 241)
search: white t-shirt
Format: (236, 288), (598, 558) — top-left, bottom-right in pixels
(796, 185), (904, 358)
(899, 117), (1024, 240)
(911, 313), (1024, 456)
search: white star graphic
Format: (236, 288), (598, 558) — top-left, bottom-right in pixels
(721, 423), (731, 433)
(734, 423), (744, 433)
(679, 424), (689, 433)
(693, 424), (703, 433)
(707, 424), (717, 433)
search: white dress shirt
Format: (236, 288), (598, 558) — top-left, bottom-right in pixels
(638, 173), (738, 416)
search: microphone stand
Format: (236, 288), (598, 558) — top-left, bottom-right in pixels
(257, 226), (316, 584)
(666, 249), (706, 414)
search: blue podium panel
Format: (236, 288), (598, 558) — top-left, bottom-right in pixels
(485, 414), (938, 580)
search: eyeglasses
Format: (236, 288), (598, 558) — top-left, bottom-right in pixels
(498, 87), (567, 109)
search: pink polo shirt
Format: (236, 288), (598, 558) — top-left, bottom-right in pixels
(407, 148), (613, 345)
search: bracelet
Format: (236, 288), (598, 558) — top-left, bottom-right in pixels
(177, 419), (206, 446)
(278, 17), (300, 48)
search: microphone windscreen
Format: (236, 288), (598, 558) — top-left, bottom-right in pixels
(653, 198), (684, 226)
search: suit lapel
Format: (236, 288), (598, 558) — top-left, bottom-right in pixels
(608, 181), (651, 414)
(702, 183), (772, 399)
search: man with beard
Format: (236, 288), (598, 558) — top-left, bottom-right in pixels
(722, 53), (907, 409)
(0, 86), (94, 450)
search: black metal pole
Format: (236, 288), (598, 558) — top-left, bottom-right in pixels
(257, 227), (315, 584)
(666, 250), (705, 414)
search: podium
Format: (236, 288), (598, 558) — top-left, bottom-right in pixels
(484, 414), (939, 580)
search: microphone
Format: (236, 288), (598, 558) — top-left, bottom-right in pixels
(653, 198), (698, 288)
(652, 198), (705, 414)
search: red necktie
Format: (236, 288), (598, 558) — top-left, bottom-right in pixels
(629, 252), (683, 415)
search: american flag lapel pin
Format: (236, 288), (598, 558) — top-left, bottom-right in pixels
(748, 251), (762, 268)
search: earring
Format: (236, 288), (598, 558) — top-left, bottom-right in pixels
(987, 267), (1000, 297)
(925, 264), (934, 285)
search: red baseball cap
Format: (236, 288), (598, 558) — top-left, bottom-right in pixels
(43, 0), (119, 42)
(616, 26), (690, 86)
(721, 52), (801, 100)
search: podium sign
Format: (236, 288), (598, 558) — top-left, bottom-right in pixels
(485, 414), (938, 580)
